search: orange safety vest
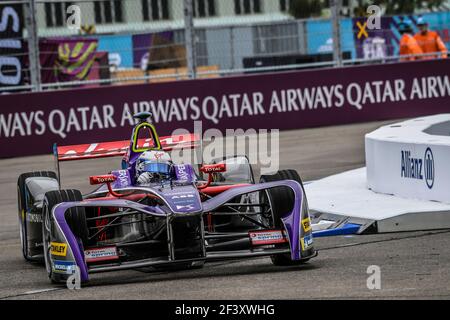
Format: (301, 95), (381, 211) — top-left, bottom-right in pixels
(399, 34), (423, 61)
(414, 30), (448, 59)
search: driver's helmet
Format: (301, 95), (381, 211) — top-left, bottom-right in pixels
(135, 150), (173, 184)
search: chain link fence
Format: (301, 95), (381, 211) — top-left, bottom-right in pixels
(0, 0), (449, 93)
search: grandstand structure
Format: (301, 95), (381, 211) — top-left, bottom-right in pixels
(1, 0), (448, 91)
(38, 0), (293, 36)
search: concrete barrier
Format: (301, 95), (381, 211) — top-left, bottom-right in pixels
(306, 114), (450, 233)
(366, 114), (450, 203)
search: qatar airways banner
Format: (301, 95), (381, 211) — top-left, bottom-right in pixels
(0, 59), (449, 158)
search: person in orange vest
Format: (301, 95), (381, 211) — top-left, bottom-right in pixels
(399, 21), (423, 61)
(414, 17), (448, 59)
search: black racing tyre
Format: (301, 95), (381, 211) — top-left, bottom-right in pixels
(259, 169), (308, 266)
(42, 189), (87, 283)
(17, 171), (57, 262)
(44, 189), (89, 244)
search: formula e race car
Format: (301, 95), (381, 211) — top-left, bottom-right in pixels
(17, 112), (316, 284)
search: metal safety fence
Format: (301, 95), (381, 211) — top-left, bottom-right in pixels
(0, 0), (449, 93)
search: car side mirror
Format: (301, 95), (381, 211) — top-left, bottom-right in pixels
(197, 164), (226, 190)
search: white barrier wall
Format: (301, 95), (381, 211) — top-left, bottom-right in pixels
(366, 114), (450, 204)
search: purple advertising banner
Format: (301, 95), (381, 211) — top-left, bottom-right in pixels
(0, 59), (449, 158)
(353, 17), (396, 59)
(132, 31), (174, 69)
(38, 38), (98, 83)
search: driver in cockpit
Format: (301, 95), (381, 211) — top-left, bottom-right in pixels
(135, 150), (173, 185)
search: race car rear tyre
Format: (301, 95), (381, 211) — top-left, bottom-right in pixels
(17, 171), (57, 262)
(42, 189), (88, 283)
(259, 169), (309, 266)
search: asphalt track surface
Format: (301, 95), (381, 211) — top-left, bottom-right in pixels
(0, 120), (449, 300)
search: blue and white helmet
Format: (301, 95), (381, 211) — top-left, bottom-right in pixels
(136, 150), (172, 183)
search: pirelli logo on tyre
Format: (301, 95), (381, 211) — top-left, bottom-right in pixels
(301, 218), (311, 232)
(50, 242), (67, 257)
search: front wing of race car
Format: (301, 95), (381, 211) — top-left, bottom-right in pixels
(49, 180), (315, 282)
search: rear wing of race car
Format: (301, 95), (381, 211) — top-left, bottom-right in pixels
(53, 133), (201, 182)
(54, 133), (200, 162)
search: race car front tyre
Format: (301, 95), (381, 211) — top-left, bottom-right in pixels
(17, 171), (57, 262)
(42, 189), (88, 283)
(259, 169), (310, 266)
